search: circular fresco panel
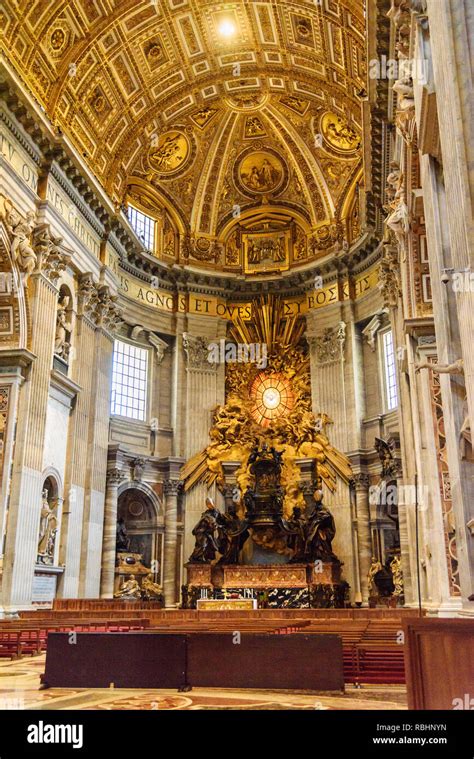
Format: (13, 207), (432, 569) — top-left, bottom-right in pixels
(236, 150), (286, 197)
(320, 112), (360, 153)
(148, 130), (191, 176)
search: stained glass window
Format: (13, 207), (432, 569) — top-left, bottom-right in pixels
(250, 372), (294, 426)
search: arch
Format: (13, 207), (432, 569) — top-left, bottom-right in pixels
(117, 480), (163, 519)
(41, 466), (63, 500)
(117, 481), (164, 577)
(126, 177), (187, 235)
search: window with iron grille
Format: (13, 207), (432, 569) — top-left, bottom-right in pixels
(383, 330), (398, 411)
(128, 205), (155, 253)
(111, 339), (148, 421)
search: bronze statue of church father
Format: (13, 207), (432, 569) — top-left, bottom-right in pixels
(184, 444), (348, 608)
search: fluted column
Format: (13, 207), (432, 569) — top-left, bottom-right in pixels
(163, 479), (180, 607)
(100, 468), (125, 598)
(354, 473), (372, 604)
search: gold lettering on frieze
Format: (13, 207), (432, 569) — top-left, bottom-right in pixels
(46, 177), (100, 258)
(0, 131), (39, 193)
(116, 269), (379, 316)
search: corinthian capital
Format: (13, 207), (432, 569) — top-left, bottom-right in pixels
(33, 224), (71, 285)
(94, 285), (124, 333)
(182, 332), (215, 371)
(163, 479), (181, 497)
(106, 468), (125, 485)
(314, 322), (346, 365)
(353, 472), (370, 490)
(77, 273), (98, 318)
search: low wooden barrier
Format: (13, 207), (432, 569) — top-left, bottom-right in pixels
(42, 631), (344, 692)
(403, 618), (474, 709)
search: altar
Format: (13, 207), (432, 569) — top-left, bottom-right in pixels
(196, 598), (257, 611)
(182, 444), (349, 609)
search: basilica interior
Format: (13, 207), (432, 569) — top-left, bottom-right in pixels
(0, 0), (472, 715)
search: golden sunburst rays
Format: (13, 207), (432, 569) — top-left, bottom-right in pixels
(180, 293), (353, 494)
(228, 294), (305, 356)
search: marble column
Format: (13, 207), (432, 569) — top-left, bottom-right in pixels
(163, 479), (180, 607)
(100, 468), (125, 598)
(354, 473), (372, 605)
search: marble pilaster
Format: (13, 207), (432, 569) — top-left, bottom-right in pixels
(100, 468), (125, 598)
(163, 478), (180, 607)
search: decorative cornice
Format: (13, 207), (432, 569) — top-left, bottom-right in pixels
(0, 107), (42, 166)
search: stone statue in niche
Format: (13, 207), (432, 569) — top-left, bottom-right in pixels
(54, 295), (72, 361)
(3, 201), (37, 280)
(393, 74), (415, 111)
(37, 489), (57, 565)
(188, 497), (220, 563)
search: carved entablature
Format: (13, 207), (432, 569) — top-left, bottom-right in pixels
(313, 322), (346, 365)
(182, 332), (215, 372)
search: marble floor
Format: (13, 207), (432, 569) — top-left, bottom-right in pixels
(0, 655), (407, 710)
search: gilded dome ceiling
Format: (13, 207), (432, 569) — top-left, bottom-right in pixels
(1, 0), (368, 273)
